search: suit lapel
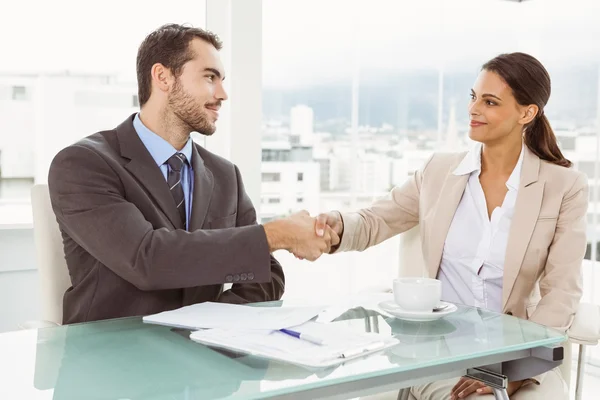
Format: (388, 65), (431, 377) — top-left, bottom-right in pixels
(116, 115), (184, 230)
(502, 148), (543, 309)
(426, 172), (469, 279)
(188, 144), (214, 231)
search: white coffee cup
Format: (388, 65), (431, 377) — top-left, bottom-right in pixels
(393, 277), (442, 312)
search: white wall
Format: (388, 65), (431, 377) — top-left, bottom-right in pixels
(0, 229), (40, 332)
(0, 81), (35, 178)
(34, 76), (137, 184)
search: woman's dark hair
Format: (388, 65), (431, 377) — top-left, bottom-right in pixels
(482, 52), (571, 168)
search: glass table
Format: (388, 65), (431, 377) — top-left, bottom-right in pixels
(0, 301), (565, 399)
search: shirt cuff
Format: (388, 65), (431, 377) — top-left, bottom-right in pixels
(332, 212), (362, 253)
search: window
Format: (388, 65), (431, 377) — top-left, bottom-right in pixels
(297, 172), (304, 181)
(0, 177), (34, 199)
(262, 147), (291, 162)
(0, 0), (206, 211)
(268, 198), (281, 204)
(579, 161), (596, 179)
(11, 86), (27, 101)
(296, 197), (304, 203)
(262, 172), (281, 182)
(585, 242), (600, 262)
(558, 135), (576, 151)
(261, 2), (600, 375)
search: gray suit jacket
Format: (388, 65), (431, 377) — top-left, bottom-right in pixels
(48, 114), (285, 324)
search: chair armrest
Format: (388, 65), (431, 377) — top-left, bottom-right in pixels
(19, 320), (60, 330)
(567, 302), (600, 346)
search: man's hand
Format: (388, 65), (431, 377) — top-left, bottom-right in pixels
(450, 377), (524, 399)
(263, 211), (339, 261)
(287, 211), (339, 260)
(315, 211), (344, 244)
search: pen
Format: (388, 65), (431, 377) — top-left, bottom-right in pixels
(279, 328), (325, 345)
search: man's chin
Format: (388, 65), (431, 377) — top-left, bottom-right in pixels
(193, 126), (216, 137)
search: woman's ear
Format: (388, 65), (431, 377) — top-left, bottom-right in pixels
(519, 104), (539, 125)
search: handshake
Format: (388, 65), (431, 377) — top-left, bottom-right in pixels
(263, 210), (344, 261)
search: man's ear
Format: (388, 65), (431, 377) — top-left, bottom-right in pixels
(150, 63), (173, 93)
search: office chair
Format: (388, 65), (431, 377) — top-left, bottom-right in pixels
(21, 184), (71, 328)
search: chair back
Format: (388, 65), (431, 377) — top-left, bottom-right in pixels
(31, 184), (70, 325)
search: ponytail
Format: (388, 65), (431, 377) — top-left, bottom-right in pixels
(524, 114), (572, 168)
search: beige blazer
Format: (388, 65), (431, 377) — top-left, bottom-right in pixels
(338, 146), (588, 332)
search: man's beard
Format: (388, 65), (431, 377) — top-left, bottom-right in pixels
(168, 79), (216, 136)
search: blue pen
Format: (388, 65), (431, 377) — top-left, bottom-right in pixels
(279, 328), (325, 345)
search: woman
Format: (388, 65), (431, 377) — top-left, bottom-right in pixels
(317, 52), (588, 399)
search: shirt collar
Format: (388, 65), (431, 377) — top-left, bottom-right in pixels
(133, 113), (193, 167)
(452, 141), (525, 191)
(453, 142), (482, 176)
(505, 144), (525, 191)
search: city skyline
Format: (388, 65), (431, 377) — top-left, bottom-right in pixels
(263, 66), (600, 133)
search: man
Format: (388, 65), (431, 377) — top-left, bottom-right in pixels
(48, 24), (337, 324)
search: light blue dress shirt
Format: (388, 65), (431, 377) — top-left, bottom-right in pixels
(133, 113), (194, 228)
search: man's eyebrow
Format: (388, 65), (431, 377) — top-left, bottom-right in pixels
(204, 68), (224, 80)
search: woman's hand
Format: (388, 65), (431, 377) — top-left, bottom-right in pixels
(450, 377), (524, 399)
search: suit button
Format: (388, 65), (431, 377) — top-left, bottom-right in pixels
(248, 273), (254, 281)
(225, 275), (233, 283)
(233, 274), (240, 282)
(241, 273), (247, 281)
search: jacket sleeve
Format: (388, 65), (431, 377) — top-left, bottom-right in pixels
(49, 144), (273, 291)
(218, 165), (285, 303)
(336, 154), (434, 252)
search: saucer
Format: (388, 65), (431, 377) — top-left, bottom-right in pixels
(378, 300), (457, 322)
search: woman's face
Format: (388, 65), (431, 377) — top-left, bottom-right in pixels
(468, 70), (532, 145)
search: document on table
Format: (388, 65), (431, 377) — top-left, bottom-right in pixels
(143, 302), (325, 330)
(189, 321), (400, 368)
(316, 292), (395, 323)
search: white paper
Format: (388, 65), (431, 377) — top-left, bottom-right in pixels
(315, 292), (394, 323)
(142, 302), (325, 330)
(189, 321), (399, 368)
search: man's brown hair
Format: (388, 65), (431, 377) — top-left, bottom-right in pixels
(136, 23), (222, 107)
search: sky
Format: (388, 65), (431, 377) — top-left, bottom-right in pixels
(0, 0), (206, 79)
(262, 0), (600, 86)
(1, 0), (600, 87)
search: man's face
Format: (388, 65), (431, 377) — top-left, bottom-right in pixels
(168, 38), (228, 136)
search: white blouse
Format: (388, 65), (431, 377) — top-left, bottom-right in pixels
(437, 143), (524, 312)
